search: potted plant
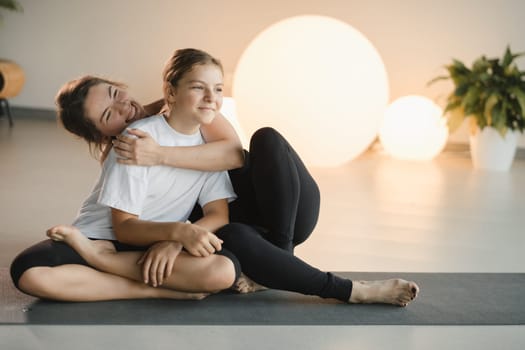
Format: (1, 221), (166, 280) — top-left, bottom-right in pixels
(430, 46), (525, 171)
(0, 0), (24, 127)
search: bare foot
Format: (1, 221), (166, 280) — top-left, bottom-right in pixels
(159, 290), (210, 300)
(231, 273), (267, 294)
(46, 224), (116, 259)
(349, 279), (419, 306)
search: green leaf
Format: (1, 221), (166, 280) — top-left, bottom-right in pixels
(483, 93), (500, 125)
(501, 45), (525, 69)
(446, 107), (465, 133)
(461, 86), (481, 112)
(508, 87), (525, 116)
(491, 104), (507, 136)
(502, 46), (513, 68)
(444, 99), (462, 113)
(454, 83), (470, 97)
(427, 75), (450, 86)
(473, 56), (490, 72)
(449, 59), (471, 77)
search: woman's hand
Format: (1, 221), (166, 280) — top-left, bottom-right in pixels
(179, 223), (223, 257)
(137, 241), (183, 287)
(114, 129), (163, 166)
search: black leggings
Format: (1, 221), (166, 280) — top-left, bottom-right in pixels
(190, 127), (321, 252)
(206, 128), (352, 302)
(10, 239), (241, 290)
(217, 223), (352, 302)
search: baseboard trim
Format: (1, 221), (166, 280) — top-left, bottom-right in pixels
(10, 106), (56, 120)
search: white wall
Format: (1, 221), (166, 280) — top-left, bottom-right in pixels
(2, 0), (525, 145)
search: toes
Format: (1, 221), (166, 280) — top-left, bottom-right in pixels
(410, 283), (419, 298)
(48, 233), (63, 241)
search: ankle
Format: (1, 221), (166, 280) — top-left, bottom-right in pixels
(348, 281), (367, 303)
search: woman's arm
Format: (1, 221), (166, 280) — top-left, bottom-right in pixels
(114, 113), (244, 171)
(143, 98), (165, 116)
(111, 208), (223, 257)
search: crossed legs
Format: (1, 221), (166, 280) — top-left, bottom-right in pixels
(15, 226), (236, 302)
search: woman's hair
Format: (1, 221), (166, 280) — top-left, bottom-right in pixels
(162, 48), (223, 106)
(55, 75), (126, 160)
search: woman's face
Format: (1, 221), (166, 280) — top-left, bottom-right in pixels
(170, 63), (223, 125)
(84, 83), (146, 136)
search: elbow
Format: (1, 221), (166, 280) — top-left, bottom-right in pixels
(219, 216), (230, 229)
(113, 226), (127, 243)
(112, 220), (133, 244)
(228, 147), (245, 170)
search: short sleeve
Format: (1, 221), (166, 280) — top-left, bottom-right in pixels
(198, 171), (236, 208)
(97, 150), (149, 215)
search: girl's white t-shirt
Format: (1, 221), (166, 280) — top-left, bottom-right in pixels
(72, 115), (236, 240)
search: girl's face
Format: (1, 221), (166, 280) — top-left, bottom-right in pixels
(170, 63), (223, 126)
(84, 83), (146, 136)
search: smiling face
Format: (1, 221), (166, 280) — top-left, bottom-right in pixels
(168, 63), (224, 131)
(83, 83), (146, 136)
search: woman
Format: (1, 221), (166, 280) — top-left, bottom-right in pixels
(11, 48), (419, 306)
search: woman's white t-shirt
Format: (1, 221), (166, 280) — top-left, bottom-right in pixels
(72, 115), (236, 240)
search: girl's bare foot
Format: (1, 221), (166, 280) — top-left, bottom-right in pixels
(156, 289), (209, 300)
(349, 279), (419, 306)
(46, 224), (115, 257)
(232, 273), (267, 294)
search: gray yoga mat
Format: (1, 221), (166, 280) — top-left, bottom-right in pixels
(1, 269), (523, 325)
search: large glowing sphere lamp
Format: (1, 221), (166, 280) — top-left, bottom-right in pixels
(233, 15), (389, 166)
(379, 95), (448, 160)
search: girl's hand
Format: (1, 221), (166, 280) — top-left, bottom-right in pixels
(179, 223), (223, 257)
(137, 241), (183, 287)
(114, 129), (163, 166)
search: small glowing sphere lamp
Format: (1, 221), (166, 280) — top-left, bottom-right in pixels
(379, 96), (448, 160)
(233, 15), (389, 167)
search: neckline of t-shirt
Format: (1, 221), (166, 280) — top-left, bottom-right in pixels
(157, 114), (202, 141)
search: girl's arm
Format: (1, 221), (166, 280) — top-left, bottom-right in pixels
(111, 208), (223, 257)
(114, 113), (245, 171)
(191, 199), (229, 233)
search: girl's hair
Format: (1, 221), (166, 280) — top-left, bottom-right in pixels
(55, 75), (126, 160)
(162, 48), (223, 105)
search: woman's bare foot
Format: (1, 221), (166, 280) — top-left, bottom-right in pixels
(349, 279), (419, 306)
(231, 273), (268, 294)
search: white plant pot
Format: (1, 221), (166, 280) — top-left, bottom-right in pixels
(469, 128), (519, 171)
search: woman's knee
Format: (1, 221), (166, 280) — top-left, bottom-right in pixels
(216, 223), (254, 246)
(250, 127), (285, 153)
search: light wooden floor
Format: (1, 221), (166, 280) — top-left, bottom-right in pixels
(1, 116), (524, 349)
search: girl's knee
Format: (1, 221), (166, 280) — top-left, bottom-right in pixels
(202, 255), (236, 291)
(17, 267), (53, 297)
